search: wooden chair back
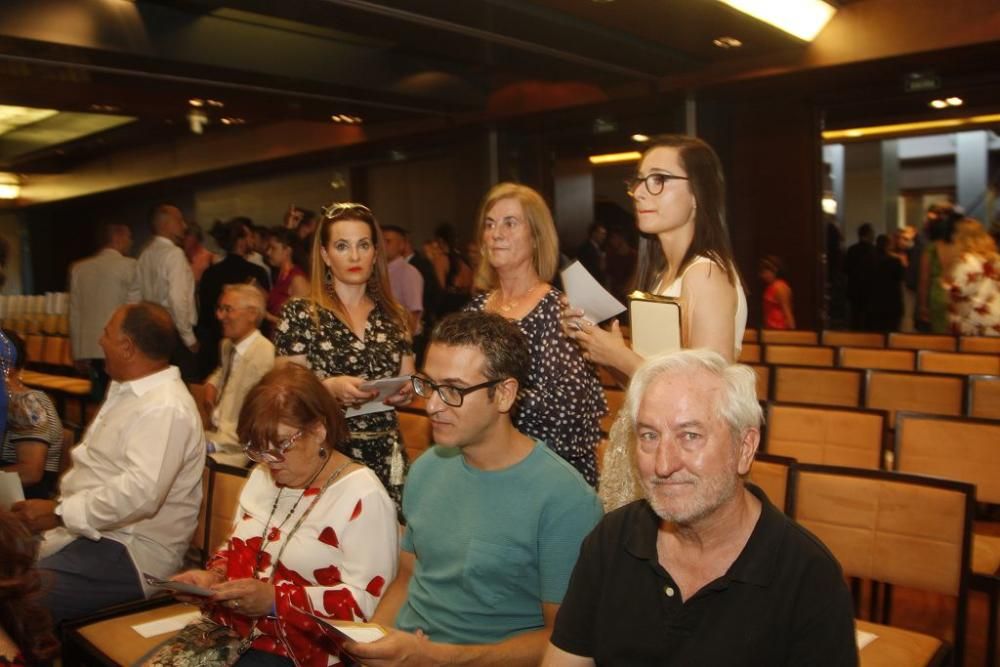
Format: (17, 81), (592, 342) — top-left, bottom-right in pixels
(743, 328), (759, 344)
(838, 346), (915, 371)
(208, 463), (250, 554)
(959, 336), (1000, 354)
(864, 370), (965, 427)
(748, 364), (770, 401)
(24, 334), (44, 364)
(738, 343), (761, 363)
(895, 413), (1000, 504)
(968, 374), (1000, 420)
(399, 408), (432, 462)
(821, 330), (885, 348)
(765, 403), (885, 470)
(760, 329), (819, 345)
(748, 453), (795, 513)
(917, 350), (1000, 376)
(764, 344), (835, 367)
(888, 332), (957, 352)
(772, 366), (862, 407)
(791, 464), (973, 664)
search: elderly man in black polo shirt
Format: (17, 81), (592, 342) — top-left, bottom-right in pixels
(543, 349), (858, 666)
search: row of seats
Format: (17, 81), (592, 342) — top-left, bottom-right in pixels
(744, 329), (1000, 354)
(1, 313), (70, 337)
(740, 343), (1000, 376)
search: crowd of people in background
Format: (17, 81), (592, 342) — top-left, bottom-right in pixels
(834, 203), (1000, 336)
(2, 131), (996, 666)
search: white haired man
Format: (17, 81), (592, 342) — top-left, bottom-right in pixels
(204, 284), (274, 466)
(543, 349), (857, 666)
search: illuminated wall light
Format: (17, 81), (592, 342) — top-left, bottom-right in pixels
(929, 99), (949, 109)
(945, 97), (964, 106)
(588, 151), (642, 165)
(821, 197), (838, 215)
(206, 99), (225, 108)
(220, 117), (245, 126)
(188, 98), (204, 107)
(631, 134), (650, 143)
(717, 0), (836, 41)
(822, 116), (984, 141)
(0, 173), (20, 200)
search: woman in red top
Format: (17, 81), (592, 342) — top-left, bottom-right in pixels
(265, 228), (309, 330)
(760, 255), (795, 329)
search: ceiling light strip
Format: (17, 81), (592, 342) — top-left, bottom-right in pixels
(588, 151), (642, 164)
(823, 114), (1000, 141)
(716, 0), (836, 41)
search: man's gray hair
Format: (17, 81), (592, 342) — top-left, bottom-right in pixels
(223, 283), (266, 325)
(599, 349), (763, 512)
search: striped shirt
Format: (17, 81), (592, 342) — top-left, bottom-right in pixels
(2, 389), (63, 473)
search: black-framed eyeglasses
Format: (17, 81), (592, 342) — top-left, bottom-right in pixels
(242, 429), (305, 464)
(625, 173), (689, 196)
(411, 375), (504, 408)
(321, 202), (372, 220)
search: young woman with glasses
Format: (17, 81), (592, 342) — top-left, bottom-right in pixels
(564, 136), (747, 380)
(168, 365), (398, 667)
(274, 202), (414, 512)
(466, 183), (607, 486)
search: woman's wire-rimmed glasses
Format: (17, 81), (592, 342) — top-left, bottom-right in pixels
(243, 429), (306, 464)
(411, 375), (504, 408)
(625, 173), (689, 196)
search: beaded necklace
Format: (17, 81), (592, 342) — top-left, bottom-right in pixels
(253, 456), (353, 578)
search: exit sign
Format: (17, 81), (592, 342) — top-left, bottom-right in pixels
(904, 71), (941, 93)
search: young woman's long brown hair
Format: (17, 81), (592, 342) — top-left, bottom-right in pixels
(633, 135), (741, 292)
(306, 202), (410, 339)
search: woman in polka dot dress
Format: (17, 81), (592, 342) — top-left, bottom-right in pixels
(467, 183), (606, 485)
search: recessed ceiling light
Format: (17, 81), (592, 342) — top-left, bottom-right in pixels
(588, 151), (642, 165)
(89, 104), (121, 113)
(188, 98), (204, 107)
(206, 99), (224, 108)
(220, 117), (245, 126)
(717, 0), (836, 42)
(713, 36), (743, 49)
(331, 114), (363, 124)
(945, 97), (963, 107)
(631, 134), (650, 142)
(929, 99), (949, 109)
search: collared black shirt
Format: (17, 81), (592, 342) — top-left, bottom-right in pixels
(551, 484), (858, 666)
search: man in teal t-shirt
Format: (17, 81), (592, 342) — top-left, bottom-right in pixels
(347, 311), (603, 665)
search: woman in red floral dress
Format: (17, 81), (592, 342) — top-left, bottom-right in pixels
(171, 364), (398, 666)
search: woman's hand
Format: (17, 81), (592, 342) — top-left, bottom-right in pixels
(171, 569), (225, 605)
(210, 578), (276, 617)
(323, 375), (377, 409)
(558, 294), (589, 338)
(383, 379), (413, 407)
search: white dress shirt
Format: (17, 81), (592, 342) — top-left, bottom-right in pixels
(206, 329), (274, 466)
(137, 236), (198, 347)
(43, 366), (206, 594)
(69, 248), (141, 360)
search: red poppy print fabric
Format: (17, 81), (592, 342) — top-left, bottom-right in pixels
(205, 466), (399, 666)
(948, 253), (1000, 336)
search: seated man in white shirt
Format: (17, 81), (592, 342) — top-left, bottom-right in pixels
(204, 284), (275, 466)
(13, 302), (206, 625)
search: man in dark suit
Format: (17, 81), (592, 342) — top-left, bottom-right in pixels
(576, 222), (607, 287)
(403, 232), (442, 364)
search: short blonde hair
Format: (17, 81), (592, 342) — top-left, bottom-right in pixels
(473, 183), (560, 291)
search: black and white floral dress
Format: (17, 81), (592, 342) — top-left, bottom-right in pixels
(275, 298), (411, 511)
(468, 288), (607, 485)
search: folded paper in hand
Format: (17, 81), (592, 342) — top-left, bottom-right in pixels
(560, 261), (626, 324)
(307, 614), (387, 644)
(629, 292), (682, 358)
(345, 375), (412, 418)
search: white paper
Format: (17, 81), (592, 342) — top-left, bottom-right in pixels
(855, 629), (878, 650)
(0, 471), (24, 511)
(560, 261), (626, 324)
(308, 613), (387, 644)
(131, 610), (202, 638)
(345, 375), (411, 418)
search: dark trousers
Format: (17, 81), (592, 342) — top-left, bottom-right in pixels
(39, 538), (145, 626)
